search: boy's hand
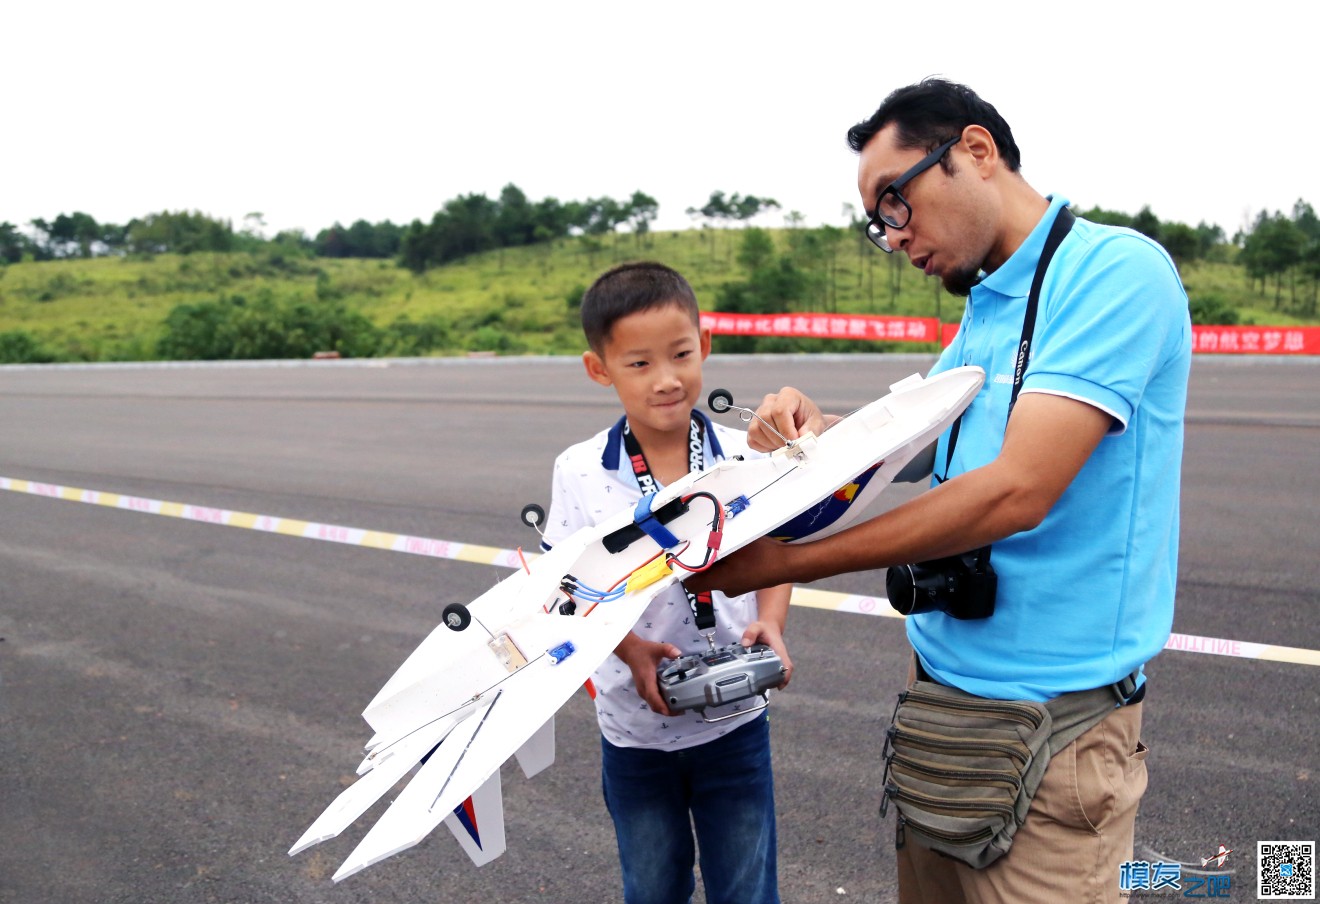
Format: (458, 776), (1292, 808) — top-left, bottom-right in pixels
(749, 387), (828, 451)
(741, 620), (794, 690)
(614, 632), (682, 716)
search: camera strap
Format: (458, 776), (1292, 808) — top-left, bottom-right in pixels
(939, 206), (1076, 481)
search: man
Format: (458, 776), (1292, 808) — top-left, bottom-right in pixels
(687, 78), (1191, 903)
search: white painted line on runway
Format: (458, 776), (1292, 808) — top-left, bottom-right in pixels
(5, 474), (1318, 669)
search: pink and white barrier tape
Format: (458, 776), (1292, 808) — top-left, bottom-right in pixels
(4, 475), (1316, 668)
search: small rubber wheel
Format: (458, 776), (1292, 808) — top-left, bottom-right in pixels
(707, 389), (734, 413)
(521, 503), (546, 530)
(442, 602), (472, 631)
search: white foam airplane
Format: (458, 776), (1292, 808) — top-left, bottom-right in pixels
(289, 365), (985, 882)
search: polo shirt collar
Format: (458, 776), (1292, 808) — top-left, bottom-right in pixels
(600, 409), (725, 476)
(976, 194), (1072, 299)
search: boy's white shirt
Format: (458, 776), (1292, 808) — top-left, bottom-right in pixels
(541, 418), (767, 750)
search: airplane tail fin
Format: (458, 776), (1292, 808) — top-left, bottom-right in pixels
(513, 716), (555, 779)
(443, 772), (507, 866)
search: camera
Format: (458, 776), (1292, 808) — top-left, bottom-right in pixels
(886, 547), (997, 619)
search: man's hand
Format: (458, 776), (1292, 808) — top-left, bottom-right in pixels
(741, 619), (794, 690)
(614, 632), (682, 716)
(684, 537), (801, 598)
(747, 387), (829, 452)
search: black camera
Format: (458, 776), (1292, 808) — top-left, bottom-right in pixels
(886, 547), (996, 620)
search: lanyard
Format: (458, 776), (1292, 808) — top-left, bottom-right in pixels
(620, 414), (706, 493)
(940, 207), (1076, 481)
(621, 414), (717, 631)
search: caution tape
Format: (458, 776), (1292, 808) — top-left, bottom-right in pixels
(4, 474), (1318, 669)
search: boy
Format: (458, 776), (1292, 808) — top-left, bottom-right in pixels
(539, 261), (792, 904)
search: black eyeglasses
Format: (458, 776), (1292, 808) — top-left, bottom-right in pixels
(864, 136), (960, 253)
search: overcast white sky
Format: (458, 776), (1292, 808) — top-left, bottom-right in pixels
(6, 0), (1317, 241)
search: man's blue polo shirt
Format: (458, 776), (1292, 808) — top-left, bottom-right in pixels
(918, 195), (1192, 701)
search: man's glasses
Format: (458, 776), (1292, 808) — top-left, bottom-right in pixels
(864, 136), (960, 253)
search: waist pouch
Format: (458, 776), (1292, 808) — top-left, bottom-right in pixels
(880, 674), (1136, 869)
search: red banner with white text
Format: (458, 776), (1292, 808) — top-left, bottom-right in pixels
(940, 322), (1320, 354)
(703, 313), (1320, 355)
(701, 312), (940, 344)
(1188, 325), (1320, 354)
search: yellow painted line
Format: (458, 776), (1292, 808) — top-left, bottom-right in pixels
(789, 586), (900, 618)
(359, 531), (397, 551)
(4, 474), (1317, 668)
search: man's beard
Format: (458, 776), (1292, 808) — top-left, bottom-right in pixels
(942, 263), (981, 297)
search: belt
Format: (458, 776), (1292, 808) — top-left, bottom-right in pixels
(914, 657), (1146, 706)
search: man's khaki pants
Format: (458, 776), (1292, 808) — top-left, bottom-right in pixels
(897, 699), (1148, 904)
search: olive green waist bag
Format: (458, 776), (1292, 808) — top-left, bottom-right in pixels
(880, 674), (1137, 869)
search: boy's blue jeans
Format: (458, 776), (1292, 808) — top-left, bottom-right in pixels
(600, 712), (779, 904)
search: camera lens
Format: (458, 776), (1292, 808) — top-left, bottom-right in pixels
(886, 564), (924, 615)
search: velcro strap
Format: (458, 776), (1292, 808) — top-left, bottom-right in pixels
(633, 494), (681, 549)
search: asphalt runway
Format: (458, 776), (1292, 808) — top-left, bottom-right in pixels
(1, 355), (1316, 904)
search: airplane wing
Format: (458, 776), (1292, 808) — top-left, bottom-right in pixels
(329, 604), (647, 881)
(288, 714), (460, 856)
(290, 365), (984, 881)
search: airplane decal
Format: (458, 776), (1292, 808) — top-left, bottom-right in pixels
(769, 461), (884, 542)
(451, 797), (481, 849)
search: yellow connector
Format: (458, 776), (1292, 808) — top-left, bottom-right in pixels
(625, 556), (674, 595)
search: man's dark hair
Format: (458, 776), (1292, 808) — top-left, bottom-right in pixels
(846, 77), (1022, 173)
(580, 261), (700, 354)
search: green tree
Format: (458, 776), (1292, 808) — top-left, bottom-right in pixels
(1076, 206), (1133, 229)
(1159, 222), (1199, 270)
(736, 227), (776, 272)
(717, 229), (808, 315)
(317, 220), (402, 258)
(1195, 221), (1227, 261)
(126, 210), (234, 255)
(729, 193), (779, 224)
(0, 222), (30, 263)
(0, 330), (57, 363)
(1130, 206), (1160, 240)
(495, 183), (535, 248)
(49, 212), (101, 257)
(626, 190), (659, 247)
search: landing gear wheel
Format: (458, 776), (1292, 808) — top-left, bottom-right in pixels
(521, 503), (546, 531)
(442, 602), (472, 632)
(707, 389), (734, 413)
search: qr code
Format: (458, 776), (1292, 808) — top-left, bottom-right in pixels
(1259, 840), (1315, 899)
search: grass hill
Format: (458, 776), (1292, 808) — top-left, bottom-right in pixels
(0, 228), (1312, 364)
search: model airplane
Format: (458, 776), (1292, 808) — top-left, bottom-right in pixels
(288, 365), (985, 882)
(1201, 844), (1233, 868)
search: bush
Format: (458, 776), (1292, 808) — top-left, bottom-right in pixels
(467, 325), (524, 354)
(0, 330), (57, 363)
(380, 315), (451, 356)
(157, 293), (382, 360)
(1189, 292), (1240, 325)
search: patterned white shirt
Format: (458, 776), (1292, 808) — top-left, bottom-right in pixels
(541, 413), (767, 750)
